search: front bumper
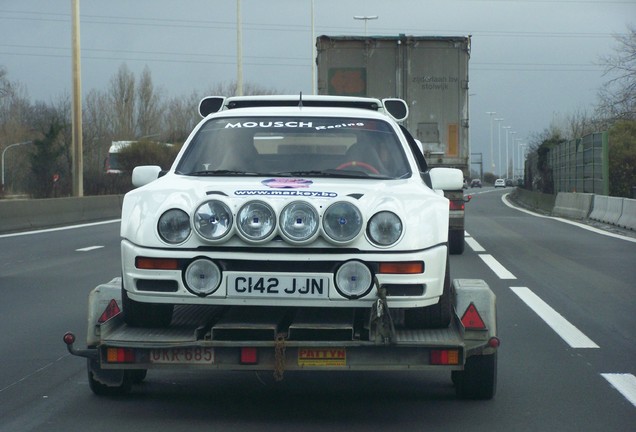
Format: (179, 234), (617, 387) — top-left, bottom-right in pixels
(121, 240), (448, 309)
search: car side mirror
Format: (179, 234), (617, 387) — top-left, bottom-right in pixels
(428, 167), (464, 191)
(132, 165), (162, 188)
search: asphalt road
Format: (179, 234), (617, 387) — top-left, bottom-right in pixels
(1, 188), (634, 431)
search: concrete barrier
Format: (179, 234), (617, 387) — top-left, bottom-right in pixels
(601, 196), (624, 225)
(552, 192), (593, 219)
(509, 188), (556, 214)
(589, 195), (608, 222)
(616, 198), (636, 231)
(0, 195), (123, 234)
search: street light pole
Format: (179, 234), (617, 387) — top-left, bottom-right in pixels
(353, 15), (378, 36)
(502, 126), (511, 178)
(236, 0), (243, 96)
(486, 112), (496, 174)
(519, 143), (526, 178)
(1, 141), (32, 193)
(311, 0), (316, 94)
(495, 118), (504, 177)
(510, 132), (517, 178)
(71, 0), (83, 197)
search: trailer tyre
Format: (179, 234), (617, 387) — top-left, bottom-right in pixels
(448, 229), (465, 255)
(87, 359), (133, 396)
(122, 287), (173, 328)
(453, 353), (497, 400)
(404, 255), (452, 329)
(129, 369), (148, 384)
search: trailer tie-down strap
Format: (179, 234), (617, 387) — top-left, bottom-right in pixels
(369, 284), (396, 344)
(273, 333), (287, 381)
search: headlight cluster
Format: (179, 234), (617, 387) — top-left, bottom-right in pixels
(158, 200), (402, 247)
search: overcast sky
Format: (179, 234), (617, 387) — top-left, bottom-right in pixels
(1, 0), (634, 175)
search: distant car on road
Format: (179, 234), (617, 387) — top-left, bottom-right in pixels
(470, 178), (482, 188)
(494, 178), (506, 188)
(505, 178), (514, 187)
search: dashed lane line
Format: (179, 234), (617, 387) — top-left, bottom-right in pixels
(464, 231), (485, 252)
(76, 245), (104, 252)
(510, 286), (599, 349)
(601, 374), (636, 407)
(467, 227), (631, 405)
(478, 254), (517, 279)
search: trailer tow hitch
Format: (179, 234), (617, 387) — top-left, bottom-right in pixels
(369, 284), (396, 344)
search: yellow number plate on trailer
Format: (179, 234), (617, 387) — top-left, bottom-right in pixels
(298, 348), (346, 367)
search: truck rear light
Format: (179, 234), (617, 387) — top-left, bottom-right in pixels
(430, 349), (459, 365)
(106, 348), (136, 363)
(240, 347), (258, 364)
(449, 200), (465, 211)
(378, 261), (424, 274)
(136, 257), (180, 270)
(461, 303), (487, 330)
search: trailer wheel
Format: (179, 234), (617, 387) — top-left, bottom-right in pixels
(453, 353), (497, 400)
(122, 287), (173, 328)
(129, 369), (148, 384)
(87, 359), (132, 396)
(404, 255), (452, 329)
(448, 229), (465, 255)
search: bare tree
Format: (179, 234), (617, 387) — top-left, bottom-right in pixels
(597, 25), (636, 120)
(163, 91), (201, 144)
(83, 88), (112, 173)
(136, 66), (164, 139)
(0, 67), (11, 98)
(109, 64), (136, 139)
(205, 81), (278, 97)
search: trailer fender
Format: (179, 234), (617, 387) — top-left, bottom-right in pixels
(452, 279), (497, 350)
(86, 278), (123, 347)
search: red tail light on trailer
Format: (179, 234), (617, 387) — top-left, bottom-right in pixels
(430, 349), (460, 365)
(106, 348), (135, 363)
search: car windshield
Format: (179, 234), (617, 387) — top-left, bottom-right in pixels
(175, 116), (411, 179)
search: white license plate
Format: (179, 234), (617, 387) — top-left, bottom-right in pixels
(149, 347), (214, 364)
(227, 274), (329, 299)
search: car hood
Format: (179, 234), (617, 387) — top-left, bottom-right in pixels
(121, 173), (449, 251)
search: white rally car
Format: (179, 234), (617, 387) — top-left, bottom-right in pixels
(121, 95), (463, 329)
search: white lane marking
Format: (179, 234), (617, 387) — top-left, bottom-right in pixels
(465, 237), (486, 252)
(510, 287), (599, 348)
(501, 194), (636, 243)
(0, 219), (120, 239)
(76, 246), (104, 252)
(601, 373), (636, 407)
(478, 254), (516, 279)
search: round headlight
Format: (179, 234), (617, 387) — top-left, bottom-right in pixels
(194, 200), (233, 241)
(184, 258), (221, 296)
(158, 209), (191, 244)
(323, 201), (362, 243)
(237, 201), (276, 242)
(367, 211), (403, 246)
(335, 260), (373, 299)
(279, 201), (319, 243)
